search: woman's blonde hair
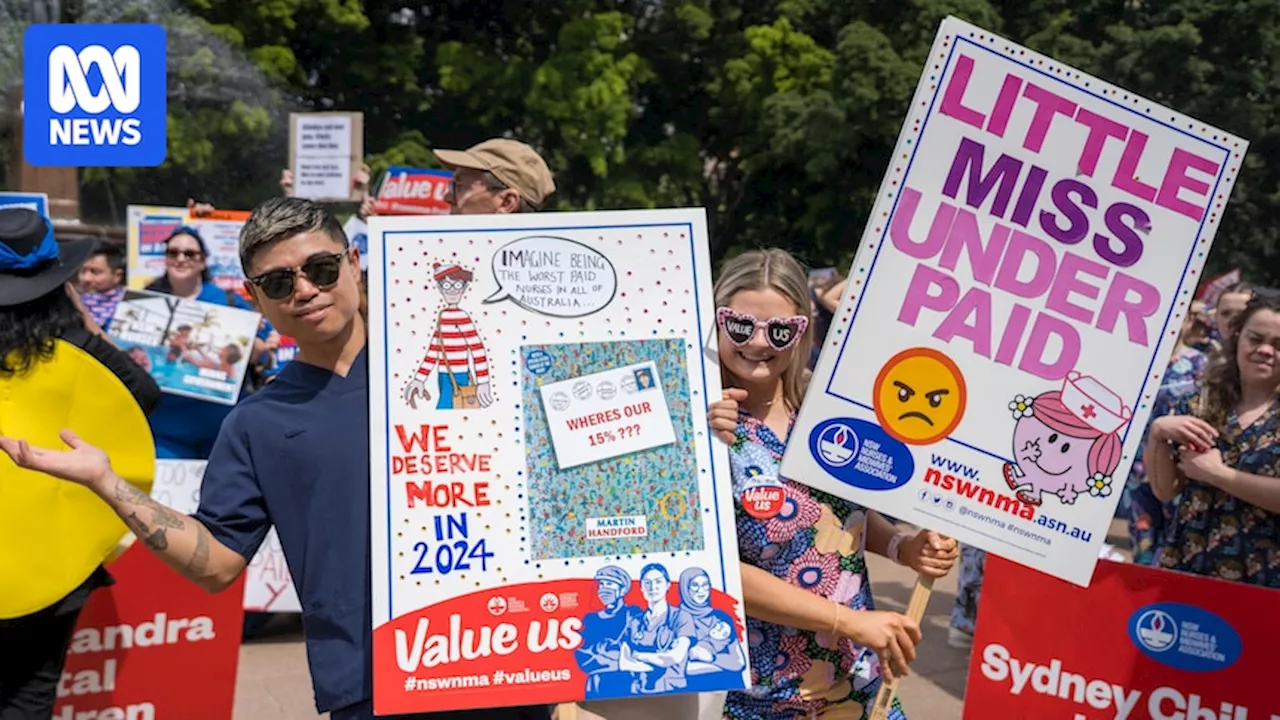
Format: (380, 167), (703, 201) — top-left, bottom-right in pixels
(713, 249), (813, 412)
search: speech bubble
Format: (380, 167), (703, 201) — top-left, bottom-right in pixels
(483, 236), (617, 317)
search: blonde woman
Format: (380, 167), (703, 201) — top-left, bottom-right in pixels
(706, 249), (957, 719)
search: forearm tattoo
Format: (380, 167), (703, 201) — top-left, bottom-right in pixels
(112, 476), (209, 576)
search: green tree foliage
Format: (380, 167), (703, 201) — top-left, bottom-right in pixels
(24, 0), (1279, 283)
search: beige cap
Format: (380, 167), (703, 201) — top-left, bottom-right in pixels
(432, 139), (556, 209)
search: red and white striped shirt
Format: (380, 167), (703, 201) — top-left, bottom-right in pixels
(416, 307), (490, 381)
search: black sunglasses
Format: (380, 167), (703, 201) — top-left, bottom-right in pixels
(247, 251), (347, 300)
(165, 248), (203, 260)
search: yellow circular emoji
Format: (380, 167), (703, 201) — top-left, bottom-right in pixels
(873, 347), (967, 445)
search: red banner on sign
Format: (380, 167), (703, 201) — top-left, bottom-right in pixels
(964, 557), (1280, 720)
(53, 545), (245, 720)
(374, 166), (452, 215)
(373, 578), (744, 715)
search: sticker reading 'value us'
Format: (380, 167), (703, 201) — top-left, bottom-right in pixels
(538, 361), (677, 469)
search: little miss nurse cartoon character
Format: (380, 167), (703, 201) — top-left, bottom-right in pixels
(403, 263), (494, 410)
(1004, 371), (1131, 507)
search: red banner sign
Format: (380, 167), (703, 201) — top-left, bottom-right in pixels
(374, 578), (743, 715)
(964, 557), (1280, 720)
(53, 545), (245, 720)
(374, 166), (452, 215)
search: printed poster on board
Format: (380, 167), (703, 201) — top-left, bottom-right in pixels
(963, 557), (1280, 719)
(126, 206), (250, 294)
(108, 290), (261, 406)
(150, 460), (302, 613)
(126, 205), (186, 289)
(780, 16), (1249, 586)
(367, 209), (749, 714)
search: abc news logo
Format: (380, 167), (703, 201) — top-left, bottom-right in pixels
(48, 44), (143, 146)
(23, 24), (167, 167)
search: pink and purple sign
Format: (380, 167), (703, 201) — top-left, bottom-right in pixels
(782, 17), (1249, 586)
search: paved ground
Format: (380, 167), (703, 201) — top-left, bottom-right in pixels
(233, 520), (1131, 718)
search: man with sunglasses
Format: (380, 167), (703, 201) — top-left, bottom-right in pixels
(0, 197), (549, 720)
(433, 138), (555, 214)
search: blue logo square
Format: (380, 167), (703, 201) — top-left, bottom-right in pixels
(23, 24), (167, 167)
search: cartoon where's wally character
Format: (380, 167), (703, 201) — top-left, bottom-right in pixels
(1004, 373), (1129, 506)
(403, 263), (493, 409)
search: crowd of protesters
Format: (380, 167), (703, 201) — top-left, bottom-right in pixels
(1, 125), (1275, 720)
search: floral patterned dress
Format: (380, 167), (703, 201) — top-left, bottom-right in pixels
(724, 410), (904, 720)
(1159, 395), (1280, 587)
(1122, 348), (1207, 565)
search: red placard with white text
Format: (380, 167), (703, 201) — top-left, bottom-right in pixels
(374, 166), (452, 215)
(52, 545), (245, 720)
(964, 557), (1280, 720)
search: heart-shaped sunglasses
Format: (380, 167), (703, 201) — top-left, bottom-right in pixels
(716, 307), (809, 351)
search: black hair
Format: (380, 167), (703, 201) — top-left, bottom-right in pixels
(0, 286), (86, 377)
(89, 239), (125, 273)
(239, 197), (348, 275)
(146, 227), (212, 293)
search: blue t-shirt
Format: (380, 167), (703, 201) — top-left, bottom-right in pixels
(194, 348), (371, 713)
(148, 282), (273, 459)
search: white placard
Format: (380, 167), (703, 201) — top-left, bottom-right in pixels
(780, 17), (1248, 587)
(366, 209), (749, 713)
(291, 113), (355, 200)
(150, 459), (301, 612)
(538, 361), (677, 469)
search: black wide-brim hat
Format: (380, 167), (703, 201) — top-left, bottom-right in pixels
(0, 207), (93, 307)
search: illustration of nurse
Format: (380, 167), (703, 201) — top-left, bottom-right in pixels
(618, 563), (697, 693)
(575, 566), (643, 699)
(678, 567), (745, 690)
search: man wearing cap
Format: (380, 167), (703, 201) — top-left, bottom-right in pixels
(433, 139), (555, 214)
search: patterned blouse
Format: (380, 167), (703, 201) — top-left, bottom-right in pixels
(724, 410), (904, 720)
(1159, 395), (1280, 587)
(1124, 348), (1208, 564)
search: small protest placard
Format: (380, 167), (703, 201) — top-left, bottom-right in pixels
(538, 361), (677, 469)
(289, 112), (364, 201)
(108, 290), (261, 406)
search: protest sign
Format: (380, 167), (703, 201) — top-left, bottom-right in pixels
(52, 544), (244, 720)
(344, 214), (370, 271)
(125, 205), (250, 292)
(781, 16), (1249, 587)
(374, 165), (452, 215)
(964, 556), (1280, 720)
(108, 290), (261, 406)
(0, 191), (49, 215)
(185, 209), (252, 294)
(289, 112), (364, 201)
(366, 209), (748, 714)
(126, 205), (187, 290)
(151, 460), (302, 612)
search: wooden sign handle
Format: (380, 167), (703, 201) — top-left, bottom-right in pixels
(869, 574), (935, 720)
